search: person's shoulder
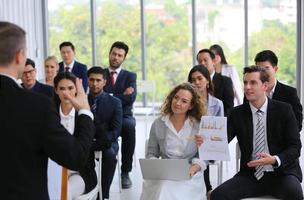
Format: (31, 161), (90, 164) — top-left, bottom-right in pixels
(75, 60), (87, 68)
(107, 92), (122, 104)
(121, 69), (136, 76)
(269, 98), (291, 109)
(276, 81), (297, 94)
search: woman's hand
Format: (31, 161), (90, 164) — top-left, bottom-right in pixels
(195, 134), (204, 147)
(189, 164), (201, 177)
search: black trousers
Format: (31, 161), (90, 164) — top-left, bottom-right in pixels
(98, 142), (119, 199)
(211, 172), (303, 200)
(121, 116), (136, 173)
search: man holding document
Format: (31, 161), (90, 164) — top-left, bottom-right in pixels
(208, 66), (303, 199)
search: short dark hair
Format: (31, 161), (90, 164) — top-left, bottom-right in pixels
(188, 64), (214, 95)
(0, 21), (26, 66)
(59, 41), (75, 51)
(254, 50), (278, 67)
(210, 44), (228, 64)
(196, 48), (215, 61)
(87, 66), (107, 79)
(243, 65), (269, 83)
(109, 41), (129, 57)
(25, 58), (35, 68)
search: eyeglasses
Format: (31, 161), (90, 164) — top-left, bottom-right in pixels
(23, 69), (35, 76)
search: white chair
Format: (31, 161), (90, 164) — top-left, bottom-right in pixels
(74, 151), (102, 200)
(134, 80), (156, 139)
(209, 160), (223, 186)
(235, 142), (279, 200)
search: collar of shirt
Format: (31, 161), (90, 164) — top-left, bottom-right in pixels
(88, 91), (104, 104)
(249, 97), (268, 114)
(0, 73), (22, 87)
(64, 60), (75, 71)
(109, 66), (122, 75)
(210, 71), (215, 80)
(268, 79), (277, 99)
(59, 106), (76, 119)
(161, 115), (192, 136)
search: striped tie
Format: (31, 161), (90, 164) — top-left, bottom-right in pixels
(254, 110), (265, 180)
(91, 99), (97, 114)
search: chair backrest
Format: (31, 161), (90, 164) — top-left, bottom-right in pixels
(137, 80), (156, 107)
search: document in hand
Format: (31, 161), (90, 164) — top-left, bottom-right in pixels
(139, 159), (191, 181)
(198, 116), (230, 161)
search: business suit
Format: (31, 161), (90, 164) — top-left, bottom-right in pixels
(22, 80), (53, 98)
(88, 91), (123, 199)
(0, 75), (95, 200)
(103, 68), (137, 173)
(212, 72), (234, 116)
(211, 99), (302, 199)
(59, 61), (88, 91)
(243, 81), (303, 131)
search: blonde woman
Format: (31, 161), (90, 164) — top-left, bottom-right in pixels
(44, 56), (59, 86)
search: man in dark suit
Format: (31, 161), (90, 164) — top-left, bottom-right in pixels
(254, 50), (303, 131)
(21, 58), (53, 97)
(58, 41), (88, 91)
(87, 66), (123, 199)
(103, 41), (137, 189)
(211, 66), (303, 199)
(197, 48), (234, 116)
(0, 21), (95, 200)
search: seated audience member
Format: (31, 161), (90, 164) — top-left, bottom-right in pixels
(87, 66), (123, 200)
(58, 41), (88, 91)
(196, 49), (234, 116)
(197, 66), (303, 200)
(250, 50), (302, 131)
(140, 82), (207, 200)
(50, 72), (97, 200)
(210, 44), (243, 106)
(188, 65), (224, 200)
(21, 58), (53, 97)
(44, 55), (59, 86)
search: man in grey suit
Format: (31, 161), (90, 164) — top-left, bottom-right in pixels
(0, 21), (95, 200)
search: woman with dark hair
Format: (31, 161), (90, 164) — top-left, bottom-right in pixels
(210, 44), (243, 106)
(140, 82), (207, 200)
(48, 72), (96, 200)
(188, 65), (224, 200)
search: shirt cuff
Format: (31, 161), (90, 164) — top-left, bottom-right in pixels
(273, 155), (281, 167)
(192, 158), (207, 171)
(78, 109), (94, 120)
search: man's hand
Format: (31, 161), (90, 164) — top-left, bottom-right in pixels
(123, 86), (134, 95)
(65, 78), (90, 111)
(189, 164), (201, 177)
(195, 134), (204, 147)
(247, 152), (276, 168)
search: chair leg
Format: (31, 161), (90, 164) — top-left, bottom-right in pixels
(217, 161), (223, 185)
(117, 152), (122, 193)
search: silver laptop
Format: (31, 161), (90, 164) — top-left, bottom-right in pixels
(139, 158), (191, 181)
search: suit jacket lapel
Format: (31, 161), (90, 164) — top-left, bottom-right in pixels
(243, 103), (254, 153)
(272, 81), (282, 99)
(266, 99), (275, 139)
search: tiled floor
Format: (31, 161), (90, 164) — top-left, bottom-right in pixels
(107, 115), (304, 200)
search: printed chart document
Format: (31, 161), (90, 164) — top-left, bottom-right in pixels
(198, 116), (230, 161)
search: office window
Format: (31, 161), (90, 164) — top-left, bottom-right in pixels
(145, 0), (193, 101)
(196, 0), (244, 76)
(96, 0), (141, 74)
(248, 0), (297, 86)
(48, 0), (92, 66)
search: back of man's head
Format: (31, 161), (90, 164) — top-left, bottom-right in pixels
(59, 41), (75, 51)
(0, 21), (26, 66)
(109, 41), (129, 57)
(254, 50), (278, 67)
(25, 58), (35, 68)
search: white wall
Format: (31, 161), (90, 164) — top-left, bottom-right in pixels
(0, 0), (46, 79)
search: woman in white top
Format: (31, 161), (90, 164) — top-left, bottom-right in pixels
(188, 65), (224, 200)
(44, 56), (59, 86)
(48, 72), (96, 200)
(210, 44), (243, 106)
(140, 82), (207, 200)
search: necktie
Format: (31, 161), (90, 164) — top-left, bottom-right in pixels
(110, 71), (116, 87)
(91, 99), (97, 114)
(65, 66), (70, 72)
(60, 167), (68, 200)
(254, 110), (265, 180)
